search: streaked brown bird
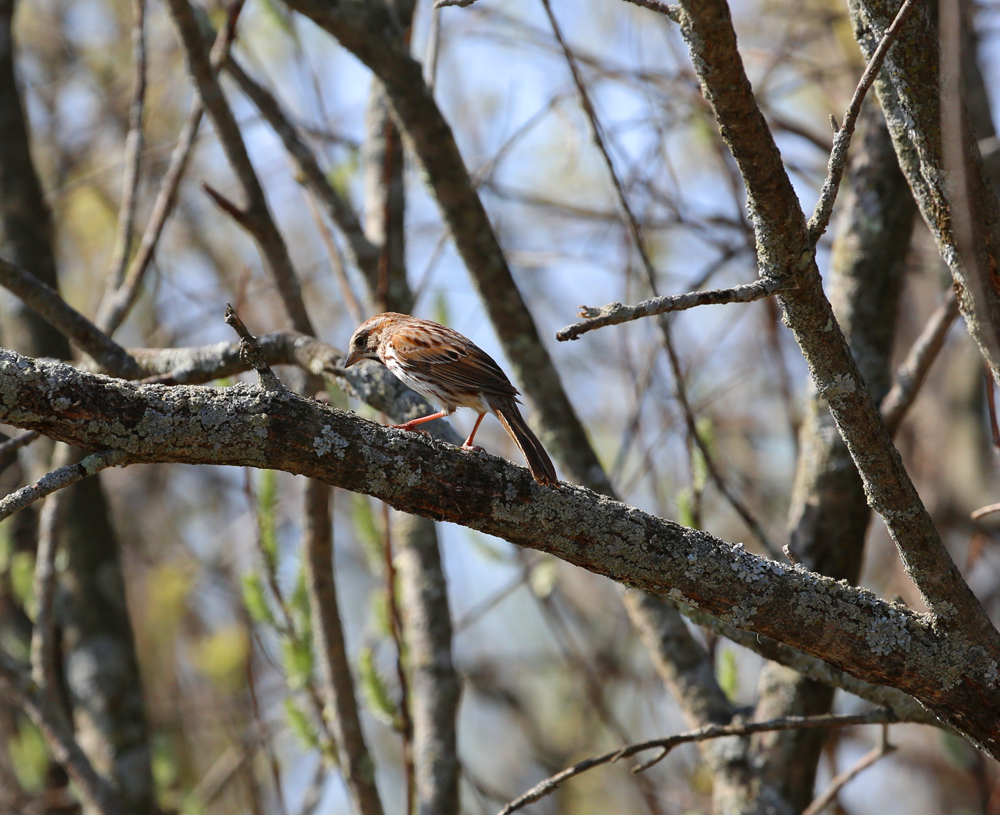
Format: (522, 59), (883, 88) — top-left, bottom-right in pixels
(343, 313), (558, 486)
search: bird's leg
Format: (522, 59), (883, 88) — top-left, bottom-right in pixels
(392, 410), (447, 432)
(462, 413), (487, 450)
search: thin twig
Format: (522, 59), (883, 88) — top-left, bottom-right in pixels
(496, 709), (897, 815)
(663, 323), (781, 558)
(241, 473), (338, 757)
(0, 449), (128, 523)
(246, 658), (289, 815)
(800, 725), (895, 815)
(28, 446), (75, 692)
(224, 304), (285, 393)
(807, 0), (919, 243)
(972, 502), (1000, 521)
(970, 504), (1000, 521)
(302, 190), (363, 324)
(106, 0), (147, 293)
(881, 290), (960, 435)
(303, 482), (387, 815)
(556, 278), (784, 341)
(222, 55), (381, 297)
(382, 506), (415, 814)
(619, 0), (678, 18)
(453, 567), (531, 634)
(529, 577), (666, 815)
(0, 430), (40, 467)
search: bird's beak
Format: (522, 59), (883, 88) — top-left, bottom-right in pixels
(344, 349), (362, 368)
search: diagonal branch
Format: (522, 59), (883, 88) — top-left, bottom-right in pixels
(163, 0), (314, 335)
(105, 0), (148, 294)
(0, 256), (142, 379)
(671, 0), (995, 638)
(221, 55), (382, 297)
(806, 0), (918, 243)
(0, 655), (126, 815)
(882, 290), (960, 435)
(541, 0), (778, 559)
(800, 728), (895, 815)
(848, 0), (1000, 384)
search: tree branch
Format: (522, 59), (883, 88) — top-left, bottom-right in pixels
(848, 0), (1000, 384)
(3, 348), (999, 753)
(95, 1), (244, 335)
(555, 278), (784, 341)
(882, 290), (960, 435)
(0, 656), (126, 815)
(163, 0), (314, 335)
(0, 256), (142, 379)
(806, 0), (918, 242)
(497, 710), (897, 815)
(672, 0), (995, 638)
(0, 449), (129, 523)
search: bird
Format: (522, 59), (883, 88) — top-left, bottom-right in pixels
(343, 312), (558, 486)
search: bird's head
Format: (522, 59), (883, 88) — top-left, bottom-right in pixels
(344, 312), (406, 367)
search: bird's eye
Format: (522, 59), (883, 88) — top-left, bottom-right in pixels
(354, 331), (367, 348)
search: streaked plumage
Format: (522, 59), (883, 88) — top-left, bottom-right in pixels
(344, 313), (558, 486)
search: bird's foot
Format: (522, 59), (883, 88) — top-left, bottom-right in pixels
(391, 423), (431, 436)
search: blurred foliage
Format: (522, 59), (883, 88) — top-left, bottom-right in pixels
(8, 722), (46, 792)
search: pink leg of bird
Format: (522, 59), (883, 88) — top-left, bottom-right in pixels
(392, 410), (447, 432)
(462, 413), (487, 449)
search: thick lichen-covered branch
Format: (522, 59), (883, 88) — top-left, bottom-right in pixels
(3, 348), (1000, 753)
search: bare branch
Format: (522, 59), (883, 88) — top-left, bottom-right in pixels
(497, 710), (897, 815)
(542, 0), (778, 557)
(222, 55), (381, 300)
(106, 0), (148, 293)
(881, 290), (960, 435)
(0, 256), (142, 378)
(807, 0), (919, 243)
(800, 728), (895, 815)
(223, 304), (285, 393)
(29, 449), (73, 693)
(4, 348), (1000, 752)
(972, 502), (1000, 521)
(848, 0), (1000, 386)
(672, 0), (994, 636)
(0, 449), (129, 523)
(556, 278), (784, 341)
(0, 430), (40, 470)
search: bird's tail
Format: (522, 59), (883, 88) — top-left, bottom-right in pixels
(492, 399), (558, 486)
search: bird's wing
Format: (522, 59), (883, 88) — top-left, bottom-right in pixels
(388, 330), (520, 399)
